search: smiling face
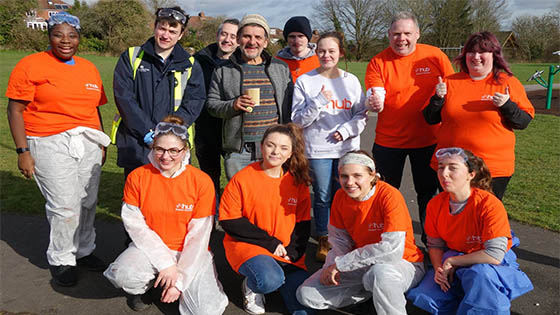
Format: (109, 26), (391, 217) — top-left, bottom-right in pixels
(238, 25), (268, 63)
(388, 18), (420, 57)
(437, 155), (475, 197)
(154, 21), (184, 54)
(152, 134), (186, 174)
(339, 164), (376, 201)
(49, 23), (79, 60)
(217, 22), (238, 56)
(466, 51), (493, 78)
(317, 37), (341, 70)
(261, 132), (293, 170)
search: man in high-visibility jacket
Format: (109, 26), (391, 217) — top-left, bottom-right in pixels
(113, 6), (205, 177)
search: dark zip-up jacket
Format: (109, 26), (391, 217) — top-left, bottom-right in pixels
(206, 49), (293, 153)
(113, 37), (206, 169)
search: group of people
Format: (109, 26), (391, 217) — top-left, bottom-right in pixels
(6, 7), (535, 315)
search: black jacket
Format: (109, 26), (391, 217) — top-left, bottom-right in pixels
(113, 37), (206, 170)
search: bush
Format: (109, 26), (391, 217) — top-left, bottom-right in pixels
(79, 36), (106, 53)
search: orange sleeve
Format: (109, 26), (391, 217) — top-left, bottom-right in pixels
(218, 176), (244, 221)
(193, 169), (216, 218)
(364, 57), (383, 91)
(329, 190), (346, 230)
(424, 196), (443, 239)
(480, 196), (511, 243)
(122, 169), (142, 207)
(5, 56), (36, 101)
(295, 183), (311, 222)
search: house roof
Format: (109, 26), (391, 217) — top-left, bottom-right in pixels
(31, 0), (71, 21)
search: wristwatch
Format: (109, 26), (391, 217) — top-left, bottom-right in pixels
(16, 147), (30, 154)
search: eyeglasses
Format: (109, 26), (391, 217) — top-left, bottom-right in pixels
(157, 8), (187, 25)
(435, 147), (468, 162)
(154, 122), (188, 140)
(48, 12), (81, 30)
(154, 146), (185, 157)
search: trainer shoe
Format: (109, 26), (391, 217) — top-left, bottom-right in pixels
(242, 278), (265, 315)
(315, 235), (329, 262)
(50, 265), (77, 287)
(77, 254), (106, 271)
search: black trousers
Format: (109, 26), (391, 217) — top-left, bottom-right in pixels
(372, 143), (439, 246)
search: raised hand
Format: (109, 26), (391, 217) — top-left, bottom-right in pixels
(436, 76), (447, 98)
(493, 86), (510, 107)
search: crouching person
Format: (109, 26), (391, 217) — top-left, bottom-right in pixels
(104, 115), (228, 314)
(407, 148), (533, 314)
(297, 150), (425, 315)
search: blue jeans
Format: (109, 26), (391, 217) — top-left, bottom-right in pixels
(309, 159), (340, 236)
(239, 255), (314, 315)
(224, 143), (261, 180)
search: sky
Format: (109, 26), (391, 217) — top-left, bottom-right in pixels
(75, 0), (559, 30)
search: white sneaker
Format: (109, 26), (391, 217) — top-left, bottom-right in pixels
(242, 277), (265, 314)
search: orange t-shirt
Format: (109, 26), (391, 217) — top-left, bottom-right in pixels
(276, 54), (320, 83)
(123, 164), (216, 251)
(6, 51), (107, 137)
(219, 162), (311, 272)
(430, 72), (535, 177)
(329, 181), (424, 263)
(425, 188), (512, 253)
(365, 44), (455, 148)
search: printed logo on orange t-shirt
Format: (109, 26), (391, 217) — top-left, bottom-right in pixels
(466, 235), (482, 245)
(415, 67), (432, 75)
(175, 203), (193, 212)
(367, 222), (384, 232)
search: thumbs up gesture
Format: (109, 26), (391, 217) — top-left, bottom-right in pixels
(435, 76), (447, 98)
(319, 84), (333, 102)
(493, 86), (510, 108)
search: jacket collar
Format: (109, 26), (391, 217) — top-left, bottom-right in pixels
(141, 37), (192, 65)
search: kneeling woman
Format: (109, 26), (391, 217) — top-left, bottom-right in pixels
(219, 123), (313, 315)
(407, 147), (533, 314)
(297, 150), (425, 315)
(104, 115), (228, 315)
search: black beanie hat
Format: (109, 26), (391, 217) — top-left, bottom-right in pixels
(283, 16), (312, 41)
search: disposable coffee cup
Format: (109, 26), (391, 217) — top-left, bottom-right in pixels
(244, 88), (260, 106)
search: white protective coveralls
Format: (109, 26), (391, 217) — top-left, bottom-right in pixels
(104, 152), (228, 315)
(297, 185), (425, 315)
(28, 127), (110, 266)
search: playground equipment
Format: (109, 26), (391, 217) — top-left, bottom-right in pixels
(527, 51), (560, 109)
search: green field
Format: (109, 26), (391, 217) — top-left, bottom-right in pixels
(1, 50), (558, 230)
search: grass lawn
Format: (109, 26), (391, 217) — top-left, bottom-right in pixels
(1, 50), (558, 231)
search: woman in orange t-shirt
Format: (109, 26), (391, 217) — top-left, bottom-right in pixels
(6, 12), (109, 287)
(423, 31), (534, 200)
(297, 150), (425, 315)
(219, 123), (313, 315)
(407, 147), (533, 314)
(104, 115), (228, 314)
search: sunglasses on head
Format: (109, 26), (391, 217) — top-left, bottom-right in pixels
(157, 8), (187, 25)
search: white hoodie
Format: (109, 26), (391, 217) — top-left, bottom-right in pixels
(292, 69), (367, 159)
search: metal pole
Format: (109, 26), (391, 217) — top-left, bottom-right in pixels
(546, 65), (554, 110)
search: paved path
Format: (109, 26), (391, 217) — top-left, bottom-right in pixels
(1, 112), (559, 315)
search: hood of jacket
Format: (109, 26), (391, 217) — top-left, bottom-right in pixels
(276, 43), (317, 60)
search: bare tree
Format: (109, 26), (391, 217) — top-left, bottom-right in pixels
(469, 0), (508, 33)
(512, 12), (560, 61)
(384, 0), (442, 35)
(313, 0), (386, 60)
